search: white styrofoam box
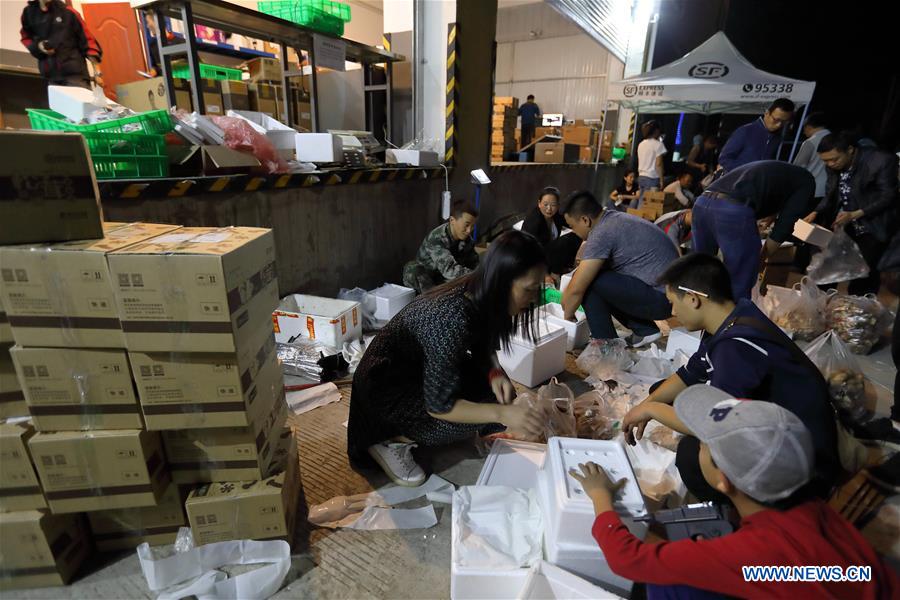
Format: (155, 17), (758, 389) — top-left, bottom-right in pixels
(476, 439), (547, 489)
(273, 294), (362, 348)
(559, 273), (573, 294)
(369, 283), (415, 321)
(536, 470), (645, 598)
(451, 490), (530, 600)
(227, 109), (297, 159)
(517, 561), (620, 600)
(497, 319), (567, 388)
(665, 327), (702, 358)
(543, 304), (589, 351)
(48, 85), (109, 122)
(542, 437), (647, 548)
(385, 149), (440, 167)
(295, 133), (343, 163)
(792, 219), (834, 248)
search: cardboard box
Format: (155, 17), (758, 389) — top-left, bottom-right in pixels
(579, 146), (597, 164)
(249, 83), (279, 120)
(767, 242), (797, 265)
(173, 77), (193, 112)
(295, 133), (343, 163)
(295, 100), (312, 131)
(168, 144), (262, 177)
(221, 80), (251, 112)
(116, 77), (168, 113)
(0, 131), (104, 246)
(535, 127), (558, 139)
(185, 433), (298, 546)
(10, 347), (141, 431)
(493, 96), (519, 108)
(641, 191), (677, 204)
(0, 296), (11, 344)
(534, 142), (580, 163)
(627, 207), (659, 221)
(0, 222), (180, 349)
(561, 125), (596, 147)
(0, 510), (90, 590)
(108, 227), (279, 354)
(162, 388), (289, 484)
(0, 345), (27, 419)
(246, 57), (282, 82)
(87, 484), (185, 552)
(29, 429), (169, 513)
(763, 264), (798, 288)
(130, 335), (280, 430)
(0, 419), (46, 511)
(200, 78), (224, 115)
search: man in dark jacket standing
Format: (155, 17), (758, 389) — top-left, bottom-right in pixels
(21, 0), (103, 90)
(804, 132), (899, 295)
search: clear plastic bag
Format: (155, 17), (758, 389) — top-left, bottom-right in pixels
(770, 277), (828, 342)
(804, 331), (869, 423)
(806, 228), (870, 285)
(575, 339), (634, 381)
(209, 115), (289, 173)
(826, 294), (886, 355)
(338, 288), (378, 331)
(536, 377), (576, 439)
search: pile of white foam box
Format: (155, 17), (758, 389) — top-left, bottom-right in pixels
(451, 437), (649, 599)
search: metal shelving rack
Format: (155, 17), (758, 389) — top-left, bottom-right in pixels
(132, 0), (404, 135)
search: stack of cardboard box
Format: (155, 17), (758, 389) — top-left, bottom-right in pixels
(245, 57), (312, 131)
(627, 191), (681, 221)
(0, 132), (298, 590)
(491, 96), (519, 162)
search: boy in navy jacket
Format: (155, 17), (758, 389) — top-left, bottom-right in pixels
(622, 253), (839, 500)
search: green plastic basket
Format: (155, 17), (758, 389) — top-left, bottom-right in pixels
(259, 0), (350, 22)
(82, 131), (169, 179)
(26, 108), (173, 135)
(257, 1), (346, 34)
(171, 62), (244, 81)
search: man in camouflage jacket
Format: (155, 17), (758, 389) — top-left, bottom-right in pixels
(403, 200), (479, 292)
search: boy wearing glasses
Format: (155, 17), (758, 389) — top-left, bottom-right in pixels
(621, 253), (839, 501)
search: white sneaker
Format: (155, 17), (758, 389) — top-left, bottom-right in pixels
(629, 332), (662, 348)
(367, 442), (426, 487)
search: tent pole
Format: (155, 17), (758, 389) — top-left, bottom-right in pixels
(788, 102), (810, 162)
(594, 101), (608, 174)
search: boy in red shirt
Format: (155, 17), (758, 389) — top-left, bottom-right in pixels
(571, 386), (898, 599)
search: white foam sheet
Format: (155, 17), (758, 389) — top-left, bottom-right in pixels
(285, 382), (342, 415)
(137, 537), (291, 600)
(453, 486), (543, 570)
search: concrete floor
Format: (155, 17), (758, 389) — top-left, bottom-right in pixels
(11, 334), (897, 600)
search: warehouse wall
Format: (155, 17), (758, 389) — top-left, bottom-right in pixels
(494, 2), (625, 120)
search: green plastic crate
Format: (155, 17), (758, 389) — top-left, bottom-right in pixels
(26, 108), (172, 135)
(82, 131), (169, 179)
(259, 0), (350, 22)
(257, 1), (346, 34)
(171, 62), (243, 81)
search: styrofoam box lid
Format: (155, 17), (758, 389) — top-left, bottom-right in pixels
(545, 437), (646, 517)
(517, 561), (619, 599)
(543, 303), (586, 322)
(279, 294), (358, 319)
(372, 283), (414, 299)
(476, 439), (546, 488)
(510, 318), (567, 347)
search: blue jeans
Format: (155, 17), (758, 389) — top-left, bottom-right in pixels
(691, 193), (759, 300)
(582, 271), (672, 339)
(636, 176), (658, 209)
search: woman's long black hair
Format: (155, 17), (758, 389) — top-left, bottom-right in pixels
(427, 230), (547, 351)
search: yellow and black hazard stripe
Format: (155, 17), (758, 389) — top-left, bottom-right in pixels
(445, 23), (458, 165)
(382, 33), (391, 53)
(627, 112), (637, 152)
(98, 168), (448, 200)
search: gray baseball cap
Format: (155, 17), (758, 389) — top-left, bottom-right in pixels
(674, 385), (814, 502)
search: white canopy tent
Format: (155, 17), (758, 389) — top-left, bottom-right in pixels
(597, 31), (816, 162)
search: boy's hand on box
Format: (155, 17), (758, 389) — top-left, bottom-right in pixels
(569, 461), (627, 508)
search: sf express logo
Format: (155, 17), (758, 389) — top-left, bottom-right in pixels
(689, 62), (729, 78)
(742, 82), (795, 94)
(623, 84), (664, 98)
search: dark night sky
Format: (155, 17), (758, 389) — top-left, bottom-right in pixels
(651, 0), (899, 152)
